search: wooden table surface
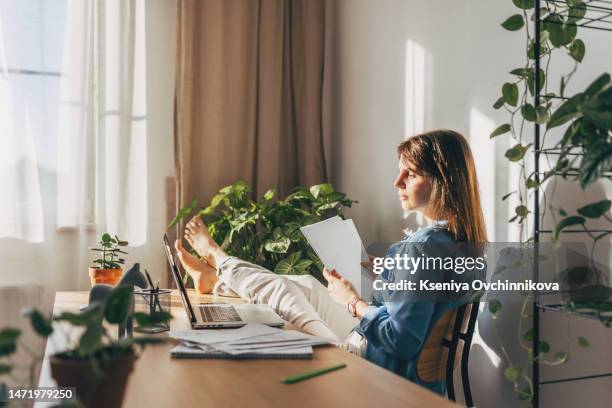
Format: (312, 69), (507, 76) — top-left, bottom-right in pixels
(37, 291), (457, 408)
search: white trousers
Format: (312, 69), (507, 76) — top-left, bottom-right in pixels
(213, 257), (364, 353)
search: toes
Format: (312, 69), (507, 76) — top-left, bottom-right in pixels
(175, 240), (186, 257)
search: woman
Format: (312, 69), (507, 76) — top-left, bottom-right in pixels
(175, 129), (487, 395)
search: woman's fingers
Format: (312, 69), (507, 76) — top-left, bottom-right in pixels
(323, 267), (340, 282)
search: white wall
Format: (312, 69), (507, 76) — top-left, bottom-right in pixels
(331, 1), (612, 407)
(0, 0), (177, 311)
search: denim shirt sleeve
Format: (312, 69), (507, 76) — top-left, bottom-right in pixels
(358, 226), (453, 360)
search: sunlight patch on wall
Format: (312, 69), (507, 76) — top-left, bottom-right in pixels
(404, 39), (425, 138)
(469, 108), (497, 241)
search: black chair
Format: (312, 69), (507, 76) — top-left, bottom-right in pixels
(416, 302), (480, 407)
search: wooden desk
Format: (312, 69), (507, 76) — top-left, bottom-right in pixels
(38, 291), (457, 408)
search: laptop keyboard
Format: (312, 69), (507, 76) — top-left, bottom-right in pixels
(199, 305), (243, 322)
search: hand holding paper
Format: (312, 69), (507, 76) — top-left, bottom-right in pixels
(300, 217), (370, 297)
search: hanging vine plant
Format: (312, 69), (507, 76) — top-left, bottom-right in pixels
(489, 0), (612, 404)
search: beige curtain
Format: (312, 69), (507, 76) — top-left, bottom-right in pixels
(174, 0), (334, 215)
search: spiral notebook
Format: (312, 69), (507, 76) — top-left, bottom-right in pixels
(171, 343), (314, 360)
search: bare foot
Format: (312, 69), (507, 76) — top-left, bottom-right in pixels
(184, 216), (219, 264)
(174, 239), (217, 294)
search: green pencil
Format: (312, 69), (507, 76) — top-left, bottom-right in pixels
(281, 363), (347, 384)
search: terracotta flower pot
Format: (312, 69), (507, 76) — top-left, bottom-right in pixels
(89, 267), (123, 286)
(50, 351), (136, 408)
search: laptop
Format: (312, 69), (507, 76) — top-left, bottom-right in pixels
(163, 234), (285, 329)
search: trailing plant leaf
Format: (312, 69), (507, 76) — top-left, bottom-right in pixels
(554, 216), (585, 239)
(521, 103), (537, 122)
(568, 1), (587, 22)
(488, 299), (502, 317)
(505, 143), (531, 162)
(490, 124), (511, 138)
(538, 340), (550, 353)
(554, 351), (569, 363)
(515, 205), (529, 217)
(502, 14), (524, 31)
(493, 97), (505, 109)
(535, 105), (550, 124)
(577, 336), (590, 348)
(544, 13), (577, 47)
(577, 200), (611, 218)
(501, 191), (516, 201)
(502, 82), (519, 106)
(512, 0), (534, 9)
(504, 366), (521, 382)
(527, 68), (545, 96)
(569, 39), (585, 62)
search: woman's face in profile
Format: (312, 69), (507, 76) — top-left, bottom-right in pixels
(393, 160), (432, 213)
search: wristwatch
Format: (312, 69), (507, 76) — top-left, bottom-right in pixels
(347, 295), (361, 318)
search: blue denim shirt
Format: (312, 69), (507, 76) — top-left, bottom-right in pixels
(357, 220), (463, 396)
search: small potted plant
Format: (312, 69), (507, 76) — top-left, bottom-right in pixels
(89, 233), (129, 286)
(6, 285), (171, 407)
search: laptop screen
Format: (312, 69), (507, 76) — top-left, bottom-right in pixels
(163, 234), (197, 323)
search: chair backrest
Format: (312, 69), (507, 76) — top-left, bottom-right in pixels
(416, 303), (473, 383)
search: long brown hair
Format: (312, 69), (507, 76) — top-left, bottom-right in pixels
(397, 129), (488, 243)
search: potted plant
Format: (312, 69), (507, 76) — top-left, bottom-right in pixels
(89, 233), (129, 286)
(2, 285), (171, 407)
(168, 182), (356, 283)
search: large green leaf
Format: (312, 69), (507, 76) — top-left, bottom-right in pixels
(133, 311), (172, 327)
(580, 98), (612, 130)
(547, 93), (583, 129)
(264, 236), (291, 253)
(0, 328), (21, 357)
(78, 323), (104, 356)
(502, 83), (519, 106)
(502, 14), (524, 31)
(577, 200), (611, 218)
(54, 305), (103, 326)
(104, 285), (133, 324)
(309, 184), (334, 199)
(22, 308), (53, 337)
(579, 144), (612, 188)
(584, 73), (611, 98)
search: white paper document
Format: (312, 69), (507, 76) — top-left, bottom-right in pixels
(169, 324), (332, 356)
(300, 216), (369, 296)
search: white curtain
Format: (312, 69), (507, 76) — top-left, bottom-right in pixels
(0, 0), (147, 245)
